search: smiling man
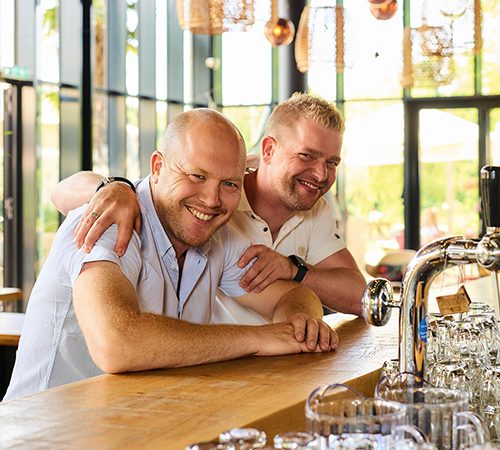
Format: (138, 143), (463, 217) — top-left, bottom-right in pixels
(4, 108), (337, 401)
(220, 93), (365, 322)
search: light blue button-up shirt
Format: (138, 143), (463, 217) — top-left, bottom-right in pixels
(4, 177), (250, 401)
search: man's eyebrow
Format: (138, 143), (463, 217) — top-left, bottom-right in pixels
(300, 147), (341, 163)
(186, 166), (243, 184)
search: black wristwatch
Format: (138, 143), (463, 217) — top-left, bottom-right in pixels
(288, 255), (309, 283)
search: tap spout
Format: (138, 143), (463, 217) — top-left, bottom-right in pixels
(399, 236), (480, 378)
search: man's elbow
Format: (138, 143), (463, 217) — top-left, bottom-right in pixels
(50, 187), (69, 216)
(87, 336), (137, 374)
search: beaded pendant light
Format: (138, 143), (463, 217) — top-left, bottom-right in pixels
(401, 0), (481, 88)
(295, 4), (350, 73)
(176, 0), (278, 35)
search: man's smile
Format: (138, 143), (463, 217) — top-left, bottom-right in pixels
(186, 206), (216, 222)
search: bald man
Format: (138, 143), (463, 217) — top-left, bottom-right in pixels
(4, 109), (337, 401)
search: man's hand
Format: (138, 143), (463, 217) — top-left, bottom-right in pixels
(287, 312), (339, 352)
(75, 182), (141, 256)
(238, 245), (297, 293)
(254, 321), (337, 356)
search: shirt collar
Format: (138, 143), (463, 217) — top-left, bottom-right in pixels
(137, 176), (211, 258)
(237, 180), (253, 213)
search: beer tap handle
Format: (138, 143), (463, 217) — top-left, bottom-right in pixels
(480, 165), (500, 229)
(477, 166), (500, 271)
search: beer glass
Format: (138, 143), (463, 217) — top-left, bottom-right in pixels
(305, 383), (425, 449)
(376, 382), (489, 449)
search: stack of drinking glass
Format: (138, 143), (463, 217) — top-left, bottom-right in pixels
(186, 375), (500, 449)
(425, 301), (500, 442)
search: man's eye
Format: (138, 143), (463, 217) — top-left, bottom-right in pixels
(299, 153), (314, 160)
(188, 174), (205, 182)
(327, 161), (339, 169)
(222, 181), (239, 191)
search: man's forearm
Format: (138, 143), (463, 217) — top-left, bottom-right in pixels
(303, 267), (365, 317)
(51, 171), (103, 215)
(74, 262), (307, 373)
(92, 312), (266, 372)
(271, 285), (324, 323)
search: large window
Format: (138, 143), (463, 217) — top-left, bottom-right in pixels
(1, 0), (500, 304)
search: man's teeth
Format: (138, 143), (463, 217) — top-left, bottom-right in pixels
(300, 180), (319, 190)
(187, 207), (214, 221)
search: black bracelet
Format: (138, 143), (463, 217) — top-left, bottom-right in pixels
(95, 176), (136, 193)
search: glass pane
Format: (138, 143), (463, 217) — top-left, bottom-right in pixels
(37, 85), (60, 270)
(93, 0), (106, 88)
(482, 0), (500, 95)
(343, 101), (405, 270)
(0, 86), (5, 287)
(489, 108), (500, 166)
(126, 0), (138, 95)
(155, 0), (167, 100)
(342, 0), (403, 100)
(419, 108), (479, 247)
(156, 101), (168, 147)
(222, 30), (272, 105)
(222, 105), (271, 153)
(126, 96), (140, 180)
(93, 92), (109, 175)
(0, 0), (15, 69)
(38, 0), (60, 83)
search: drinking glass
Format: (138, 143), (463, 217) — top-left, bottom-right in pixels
(483, 406), (500, 443)
(219, 428), (267, 449)
(273, 431), (318, 449)
(186, 443), (236, 450)
(380, 359), (401, 385)
(464, 302), (496, 319)
(376, 384), (489, 449)
(305, 383), (423, 449)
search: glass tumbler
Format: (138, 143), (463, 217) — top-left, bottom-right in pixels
(219, 428), (267, 450)
(376, 385), (489, 450)
(305, 383), (423, 449)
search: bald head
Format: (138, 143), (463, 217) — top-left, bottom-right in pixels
(159, 108), (246, 164)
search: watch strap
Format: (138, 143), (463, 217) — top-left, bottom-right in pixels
(288, 255), (308, 283)
(96, 176), (136, 193)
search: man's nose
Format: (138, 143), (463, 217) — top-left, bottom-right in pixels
(311, 160), (329, 182)
(199, 182), (222, 208)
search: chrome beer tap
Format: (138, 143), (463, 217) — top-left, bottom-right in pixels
(362, 166), (500, 379)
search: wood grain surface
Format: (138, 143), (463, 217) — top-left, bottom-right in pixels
(0, 313), (399, 450)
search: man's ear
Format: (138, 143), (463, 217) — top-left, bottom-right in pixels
(150, 150), (164, 182)
(261, 136), (276, 164)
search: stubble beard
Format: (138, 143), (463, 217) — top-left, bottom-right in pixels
(156, 202), (230, 249)
(273, 176), (322, 212)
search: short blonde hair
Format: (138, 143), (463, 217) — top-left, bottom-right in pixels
(266, 92), (345, 137)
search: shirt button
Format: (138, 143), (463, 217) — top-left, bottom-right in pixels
(263, 227), (268, 232)
(251, 215), (256, 219)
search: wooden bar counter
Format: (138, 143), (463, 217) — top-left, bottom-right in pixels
(0, 314), (398, 450)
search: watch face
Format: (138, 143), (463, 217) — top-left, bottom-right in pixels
(290, 254), (307, 268)
(294, 255), (307, 267)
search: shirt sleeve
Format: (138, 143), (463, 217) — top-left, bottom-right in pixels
(62, 207), (142, 288)
(305, 198), (346, 265)
(217, 223), (253, 298)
